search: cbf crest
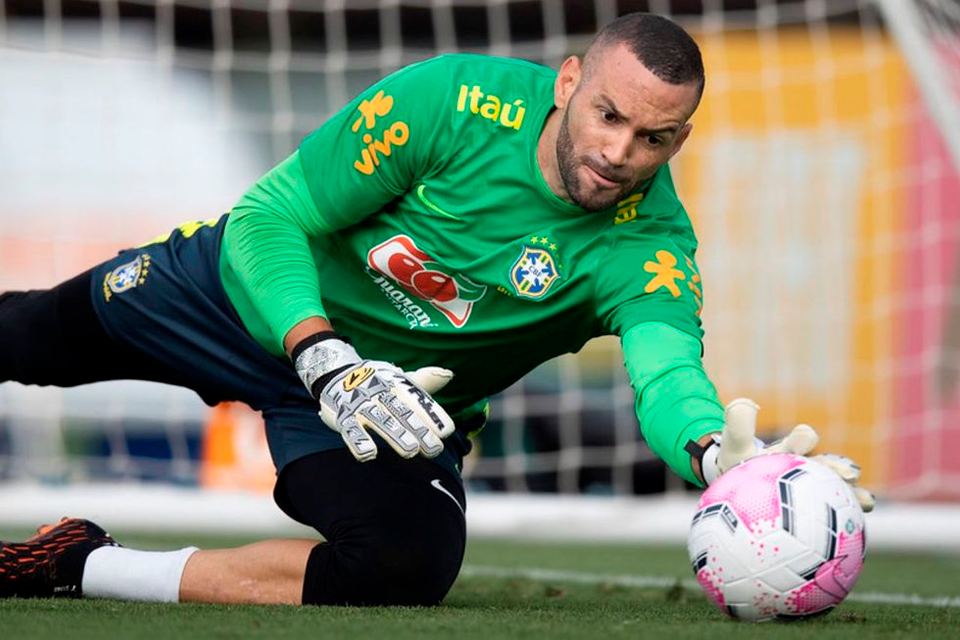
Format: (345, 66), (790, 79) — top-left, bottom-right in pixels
(102, 253), (151, 302)
(509, 238), (561, 299)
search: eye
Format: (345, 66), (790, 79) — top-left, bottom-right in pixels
(600, 109), (618, 123)
(645, 135), (663, 146)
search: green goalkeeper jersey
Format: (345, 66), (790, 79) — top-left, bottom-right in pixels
(219, 54), (723, 483)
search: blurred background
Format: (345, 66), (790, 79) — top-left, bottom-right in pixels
(0, 0), (958, 547)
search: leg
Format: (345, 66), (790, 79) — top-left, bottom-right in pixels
(0, 268), (182, 386)
(2, 218), (291, 404)
(179, 448), (467, 606)
(1, 269), (109, 385)
(2, 449), (466, 606)
(179, 540), (315, 605)
(285, 449), (467, 606)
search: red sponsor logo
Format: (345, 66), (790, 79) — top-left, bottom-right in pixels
(367, 235), (486, 327)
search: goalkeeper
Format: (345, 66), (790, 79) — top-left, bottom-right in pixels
(0, 12), (872, 606)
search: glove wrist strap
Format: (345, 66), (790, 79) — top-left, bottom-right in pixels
(293, 335), (361, 400)
(700, 438), (722, 485)
(290, 331), (341, 362)
(696, 433), (768, 485)
(685, 434), (722, 485)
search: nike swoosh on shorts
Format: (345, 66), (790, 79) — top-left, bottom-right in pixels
(430, 478), (464, 515)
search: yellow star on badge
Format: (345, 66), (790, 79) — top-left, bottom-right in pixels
(531, 236), (539, 243)
(540, 237), (549, 245)
(549, 243), (557, 250)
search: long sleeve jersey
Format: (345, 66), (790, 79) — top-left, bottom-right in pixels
(218, 54), (724, 484)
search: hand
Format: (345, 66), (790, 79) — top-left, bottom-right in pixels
(701, 398), (875, 512)
(293, 335), (455, 462)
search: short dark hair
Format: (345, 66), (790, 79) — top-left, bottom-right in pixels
(586, 13), (705, 103)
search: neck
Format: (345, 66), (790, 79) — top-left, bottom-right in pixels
(536, 109), (570, 203)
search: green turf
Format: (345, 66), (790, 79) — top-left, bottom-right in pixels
(0, 531), (957, 640)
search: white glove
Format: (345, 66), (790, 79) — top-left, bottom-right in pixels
(293, 336), (455, 462)
(700, 398), (875, 512)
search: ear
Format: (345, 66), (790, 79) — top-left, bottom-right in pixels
(554, 56), (582, 109)
(668, 122), (693, 160)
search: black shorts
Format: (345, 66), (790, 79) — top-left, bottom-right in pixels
(278, 448), (467, 605)
(0, 214), (469, 478)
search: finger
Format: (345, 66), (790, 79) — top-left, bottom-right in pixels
(853, 486), (876, 513)
(765, 424), (819, 457)
(414, 425), (444, 458)
(375, 396), (444, 458)
(318, 401), (340, 433)
(335, 415), (378, 462)
(406, 366), (454, 395)
(395, 377), (455, 439)
(719, 398), (761, 471)
(811, 453), (861, 483)
(356, 404), (420, 458)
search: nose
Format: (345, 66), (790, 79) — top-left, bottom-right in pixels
(601, 131), (632, 167)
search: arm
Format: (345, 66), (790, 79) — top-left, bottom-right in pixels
(624, 322), (875, 509)
(223, 151), (336, 355)
(603, 230), (873, 503)
(597, 235), (723, 485)
(621, 321), (724, 486)
(221, 59), (458, 460)
(224, 58), (451, 356)
(283, 316), (334, 358)
(226, 164), (456, 462)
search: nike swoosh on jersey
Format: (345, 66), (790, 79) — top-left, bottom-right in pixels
(430, 478), (465, 515)
(416, 184), (462, 221)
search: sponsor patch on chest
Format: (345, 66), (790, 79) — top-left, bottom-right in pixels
(366, 235), (487, 328)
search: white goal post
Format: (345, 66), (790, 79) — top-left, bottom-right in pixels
(874, 0), (960, 175)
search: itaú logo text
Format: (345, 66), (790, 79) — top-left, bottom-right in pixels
(367, 235), (487, 328)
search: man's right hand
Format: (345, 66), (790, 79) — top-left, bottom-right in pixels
(292, 334), (455, 462)
(700, 398), (875, 512)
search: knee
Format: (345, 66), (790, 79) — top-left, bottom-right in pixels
(302, 526), (464, 606)
(371, 533), (462, 606)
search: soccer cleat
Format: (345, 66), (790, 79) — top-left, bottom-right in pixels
(0, 518), (120, 599)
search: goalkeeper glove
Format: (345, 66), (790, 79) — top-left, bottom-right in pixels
(698, 398), (875, 512)
(292, 333), (455, 462)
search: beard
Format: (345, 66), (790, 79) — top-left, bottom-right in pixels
(555, 107), (641, 212)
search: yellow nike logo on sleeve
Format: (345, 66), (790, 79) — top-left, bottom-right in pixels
(416, 184), (462, 221)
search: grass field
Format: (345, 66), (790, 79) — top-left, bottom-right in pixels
(1, 529), (958, 640)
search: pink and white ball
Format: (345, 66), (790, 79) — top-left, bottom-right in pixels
(687, 453), (866, 621)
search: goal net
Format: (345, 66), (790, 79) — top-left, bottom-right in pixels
(1, 0), (958, 542)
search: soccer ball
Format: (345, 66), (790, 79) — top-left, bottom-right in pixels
(687, 453), (866, 621)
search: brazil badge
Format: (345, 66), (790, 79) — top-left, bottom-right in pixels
(102, 253), (151, 302)
(509, 243), (560, 299)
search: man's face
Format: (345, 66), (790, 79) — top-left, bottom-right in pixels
(552, 43), (700, 211)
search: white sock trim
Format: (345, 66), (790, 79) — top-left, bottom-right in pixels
(81, 546), (199, 603)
